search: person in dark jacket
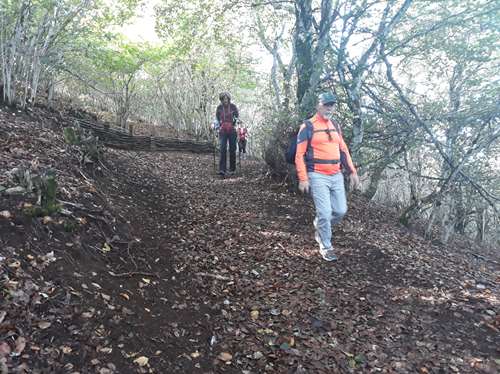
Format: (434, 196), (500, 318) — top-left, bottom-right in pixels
(215, 92), (239, 175)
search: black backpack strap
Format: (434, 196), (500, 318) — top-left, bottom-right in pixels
(330, 119), (352, 174)
(305, 120), (313, 150)
(301, 120), (314, 162)
(331, 119), (342, 136)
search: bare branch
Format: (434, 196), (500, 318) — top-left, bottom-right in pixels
(381, 47), (500, 213)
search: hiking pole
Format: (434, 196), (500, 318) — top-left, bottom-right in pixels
(213, 136), (217, 173)
(211, 120), (220, 175)
(238, 149), (241, 174)
(213, 145), (216, 172)
(237, 137), (241, 172)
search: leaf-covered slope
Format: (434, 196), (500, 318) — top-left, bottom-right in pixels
(0, 106), (498, 373)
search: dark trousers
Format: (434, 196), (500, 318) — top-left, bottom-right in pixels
(238, 139), (247, 154)
(219, 130), (237, 173)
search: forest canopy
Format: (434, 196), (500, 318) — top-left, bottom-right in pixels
(0, 0), (498, 246)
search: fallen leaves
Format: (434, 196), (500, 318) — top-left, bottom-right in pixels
(0, 343), (11, 357)
(12, 337), (26, 356)
(42, 216), (53, 224)
(37, 321), (51, 329)
(61, 346), (72, 354)
(8, 260), (20, 269)
(133, 356), (149, 366)
(1, 109), (498, 374)
(81, 310), (94, 318)
(250, 310), (259, 320)
(282, 309), (292, 317)
(252, 351), (263, 360)
(217, 352), (232, 362)
(97, 347), (112, 354)
(190, 351), (201, 358)
(0, 210), (12, 219)
(101, 243), (111, 253)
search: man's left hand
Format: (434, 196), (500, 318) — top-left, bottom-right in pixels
(298, 180), (310, 194)
(349, 173), (360, 190)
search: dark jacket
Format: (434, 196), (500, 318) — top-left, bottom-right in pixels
(216, 103), (239, 125)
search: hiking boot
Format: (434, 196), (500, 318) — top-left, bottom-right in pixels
(227, 170), (236, 175)
(218, 170), (225, 176)
(320, 248), (338, 262)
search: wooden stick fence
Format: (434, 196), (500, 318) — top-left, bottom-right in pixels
(74, 118), (215, 154)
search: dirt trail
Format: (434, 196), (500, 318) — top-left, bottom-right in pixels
(0, 108), (498, 373)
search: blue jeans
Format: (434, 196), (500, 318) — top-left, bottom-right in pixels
(309, 172), (347, 249)
(219, 130), (237, 173)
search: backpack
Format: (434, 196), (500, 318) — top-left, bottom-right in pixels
(285, 119), (344, 165)
(285, 120), (313, 164)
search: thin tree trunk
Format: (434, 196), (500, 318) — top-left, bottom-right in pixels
(364, 166), (383, 201)
(475, 206), (486, 243)
(425, 201), (438, 239)
(270, 43), (281, 111)
(5, 2), (30, 106)
(294, 0), (313, 114)
(47, 78), (54, 107)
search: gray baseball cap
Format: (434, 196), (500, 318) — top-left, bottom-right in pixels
(318, 92), (337, 105)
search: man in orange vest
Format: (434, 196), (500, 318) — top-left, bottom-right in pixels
(295, 92), (360, 261)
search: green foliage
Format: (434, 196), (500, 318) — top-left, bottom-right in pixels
(23, 203), (61, 218)
(94, 0), (143, 26)
(63, 219), (78, 232)
(0, 0), (145, 107)
(154, 0), (256, 85)
(41, 170), (57, 210)
(155, 0), (236, 57)
(63, 127), (80, 145)
(22, 169), (60, 217)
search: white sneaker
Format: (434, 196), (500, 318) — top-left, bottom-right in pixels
(320, 248), (338, 262)
(314, 219), (337, 261)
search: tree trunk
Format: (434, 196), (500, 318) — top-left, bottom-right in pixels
(404, 151), (420, 204)
(270, 43), (282, 111)
(47, 79), (54, 107)
(347, 95), (363, 158)
(425, 201), (439, 239)
(475, 206), (486, 243)
(364, 164), (386, 200)
(4, 2), (31, 106)
(440, 197), (454, 243)
(295, 0), (336, 117)
(294, 0), (313, 115)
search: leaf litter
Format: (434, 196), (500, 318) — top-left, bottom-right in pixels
(0, 105), (498, 373)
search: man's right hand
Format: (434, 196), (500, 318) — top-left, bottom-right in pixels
(298, 180), (310, 194)
(349, 173), (360, 190)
